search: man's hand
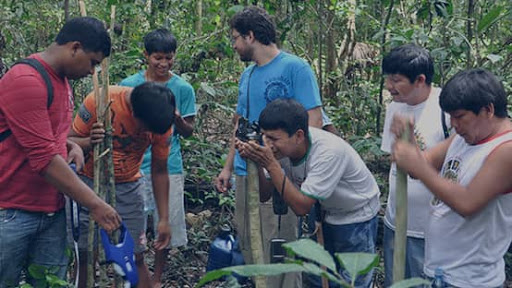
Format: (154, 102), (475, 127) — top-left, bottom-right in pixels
(154, 220), (171, 250)
(90, 122), (106, 145)
(89, 202), (122, 232)
(66, 140), (85, 171)
(235, 139), (277, 169)
(215, 168), (232, 194)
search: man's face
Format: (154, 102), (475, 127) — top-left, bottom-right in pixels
(385, 74), (419, 104)
(449, 108), (490, 145)
(67, 47), (104, 80)
(146, 51), (174, 79)
(261, 129), (299, 160)
(231, 29), (252, 62)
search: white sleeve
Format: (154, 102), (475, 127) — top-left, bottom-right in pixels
(381, 102), (396, 153)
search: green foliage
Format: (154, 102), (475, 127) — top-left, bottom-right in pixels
(196, 238), (429, 288)
(20, 264), (70, 288)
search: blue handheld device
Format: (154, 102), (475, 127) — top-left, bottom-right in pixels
(100, 223), (139, 287)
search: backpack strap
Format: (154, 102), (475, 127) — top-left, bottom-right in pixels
(0, 58), (54, 142)
(441, 111), (449, 139)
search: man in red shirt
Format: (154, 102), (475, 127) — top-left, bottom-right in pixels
(0, 17), (121, 287)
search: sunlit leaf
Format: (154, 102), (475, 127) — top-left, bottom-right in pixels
(390, 277), (431, 288)
(283, 239), (336, 271)
(335, 253), (379, 285)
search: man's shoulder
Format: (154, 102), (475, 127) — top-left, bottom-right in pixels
(169, 74), (194, 92)
(278, 51), (309, 67)
(119, 71), (145, 87)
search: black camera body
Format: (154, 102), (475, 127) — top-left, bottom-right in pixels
(270, 238), (287, 263)
(236, 117), (262, 143)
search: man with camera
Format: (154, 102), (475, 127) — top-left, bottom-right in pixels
(215, 5), (323, 288)
(236, 99), (380, 288)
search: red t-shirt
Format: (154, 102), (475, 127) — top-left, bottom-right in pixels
(0, 54), (73, 213)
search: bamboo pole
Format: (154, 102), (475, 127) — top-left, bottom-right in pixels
(392, 126), (409, 283)
(247, 159), (266, 288)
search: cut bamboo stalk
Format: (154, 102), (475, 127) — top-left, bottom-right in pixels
(247, 159), (266, 287)
(392, 126), (409, 283)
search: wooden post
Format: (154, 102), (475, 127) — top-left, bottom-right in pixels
(393, 126), (409, 283)
(246, 159), (266, 287)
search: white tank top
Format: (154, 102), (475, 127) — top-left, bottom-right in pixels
(424, 130), (512, 287)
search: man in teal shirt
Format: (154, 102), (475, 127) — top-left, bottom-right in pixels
(120, 28), (196, 288)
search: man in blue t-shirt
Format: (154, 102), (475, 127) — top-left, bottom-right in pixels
(120, 28), (196, 288)
(214, 6), (323, 288)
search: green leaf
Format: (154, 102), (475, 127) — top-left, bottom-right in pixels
(226, 263), (305, 276)
(200, 82), (217, 97)
(283, 239), (337, 271)
(27, 264), (47, 280)
(486, 54), (503, 64)
(335, 253), (379, 285)
(477, 6), (503, 33)
(302, 262), (346, 286)
(390, 277), (431, 288)
(195, 269), (233, 287)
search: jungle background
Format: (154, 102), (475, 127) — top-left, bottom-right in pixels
(1, 0), (511, 287)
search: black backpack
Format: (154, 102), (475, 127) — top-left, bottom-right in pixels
(0, 58), (54, 142)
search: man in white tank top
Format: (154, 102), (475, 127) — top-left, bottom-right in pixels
(391, 68), (512, 287)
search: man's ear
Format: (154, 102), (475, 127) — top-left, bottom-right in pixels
(295, 129), (306, 144)
(414, 74), (427, 86)
(483, 104), (495, 118)
(69, 41), (82, 57)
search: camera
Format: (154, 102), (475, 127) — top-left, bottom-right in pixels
(236, 117), (262, 143)
(270, 238), (287, 263)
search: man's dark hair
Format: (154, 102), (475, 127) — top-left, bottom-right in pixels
(55, 17), (111, 57)
(144, 28), (177, 55)
(259, 99), (309, 136)
(440, 68), (508, 118)
(382, 43), (434, 85)
(131, 82), (176, 134)
(229, 6), (276, 45)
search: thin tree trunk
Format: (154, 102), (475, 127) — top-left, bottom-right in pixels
(376, 0), (394, 135)
(466, 0), (475, 68)
(195, 0), (202, 37)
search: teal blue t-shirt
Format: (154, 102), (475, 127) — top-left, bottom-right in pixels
(120, 71), (196, 174)
(234, 51), (322, 176)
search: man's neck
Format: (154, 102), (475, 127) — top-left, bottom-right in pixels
(407, 85), (432, 106)
(290, 138), (310, 165)
(39, 43), (65, 78)
(145, 69), (172, 83)
(252, 43), (280, 66)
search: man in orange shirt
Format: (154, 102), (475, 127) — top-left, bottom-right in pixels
(68, 82), (175, 288)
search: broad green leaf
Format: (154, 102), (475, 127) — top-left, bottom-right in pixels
(335, 252), (379, 285)
(477, 6), (503, 33)
(390, 277), (431, 288)
(227, 263), (305, 276)
(486, 54), (503, 64)
(302, 262), (346, 286)
(200, 82), (217, 97)
(195, 269), (232, 287)
(283, 239), (336, 271)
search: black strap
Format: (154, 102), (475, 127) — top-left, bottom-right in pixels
(441, 111), (449, 139)
(0, 58), (54, 142)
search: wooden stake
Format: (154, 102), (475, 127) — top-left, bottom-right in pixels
(393, 126), (409, 283)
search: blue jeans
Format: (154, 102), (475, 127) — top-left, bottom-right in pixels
(308, 216), (378, 288)
(383, 225), (425, 287)
(0, 208), (68, 287)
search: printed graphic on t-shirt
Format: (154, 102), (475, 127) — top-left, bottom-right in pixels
(433, 156), (461, 206)
(264, 76), (291, 103)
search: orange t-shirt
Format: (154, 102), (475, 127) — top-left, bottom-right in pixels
(72, 86), (172, 183)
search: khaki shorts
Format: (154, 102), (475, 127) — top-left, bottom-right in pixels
(142, 174), (187, 248)
(76, 176), (147, 254)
